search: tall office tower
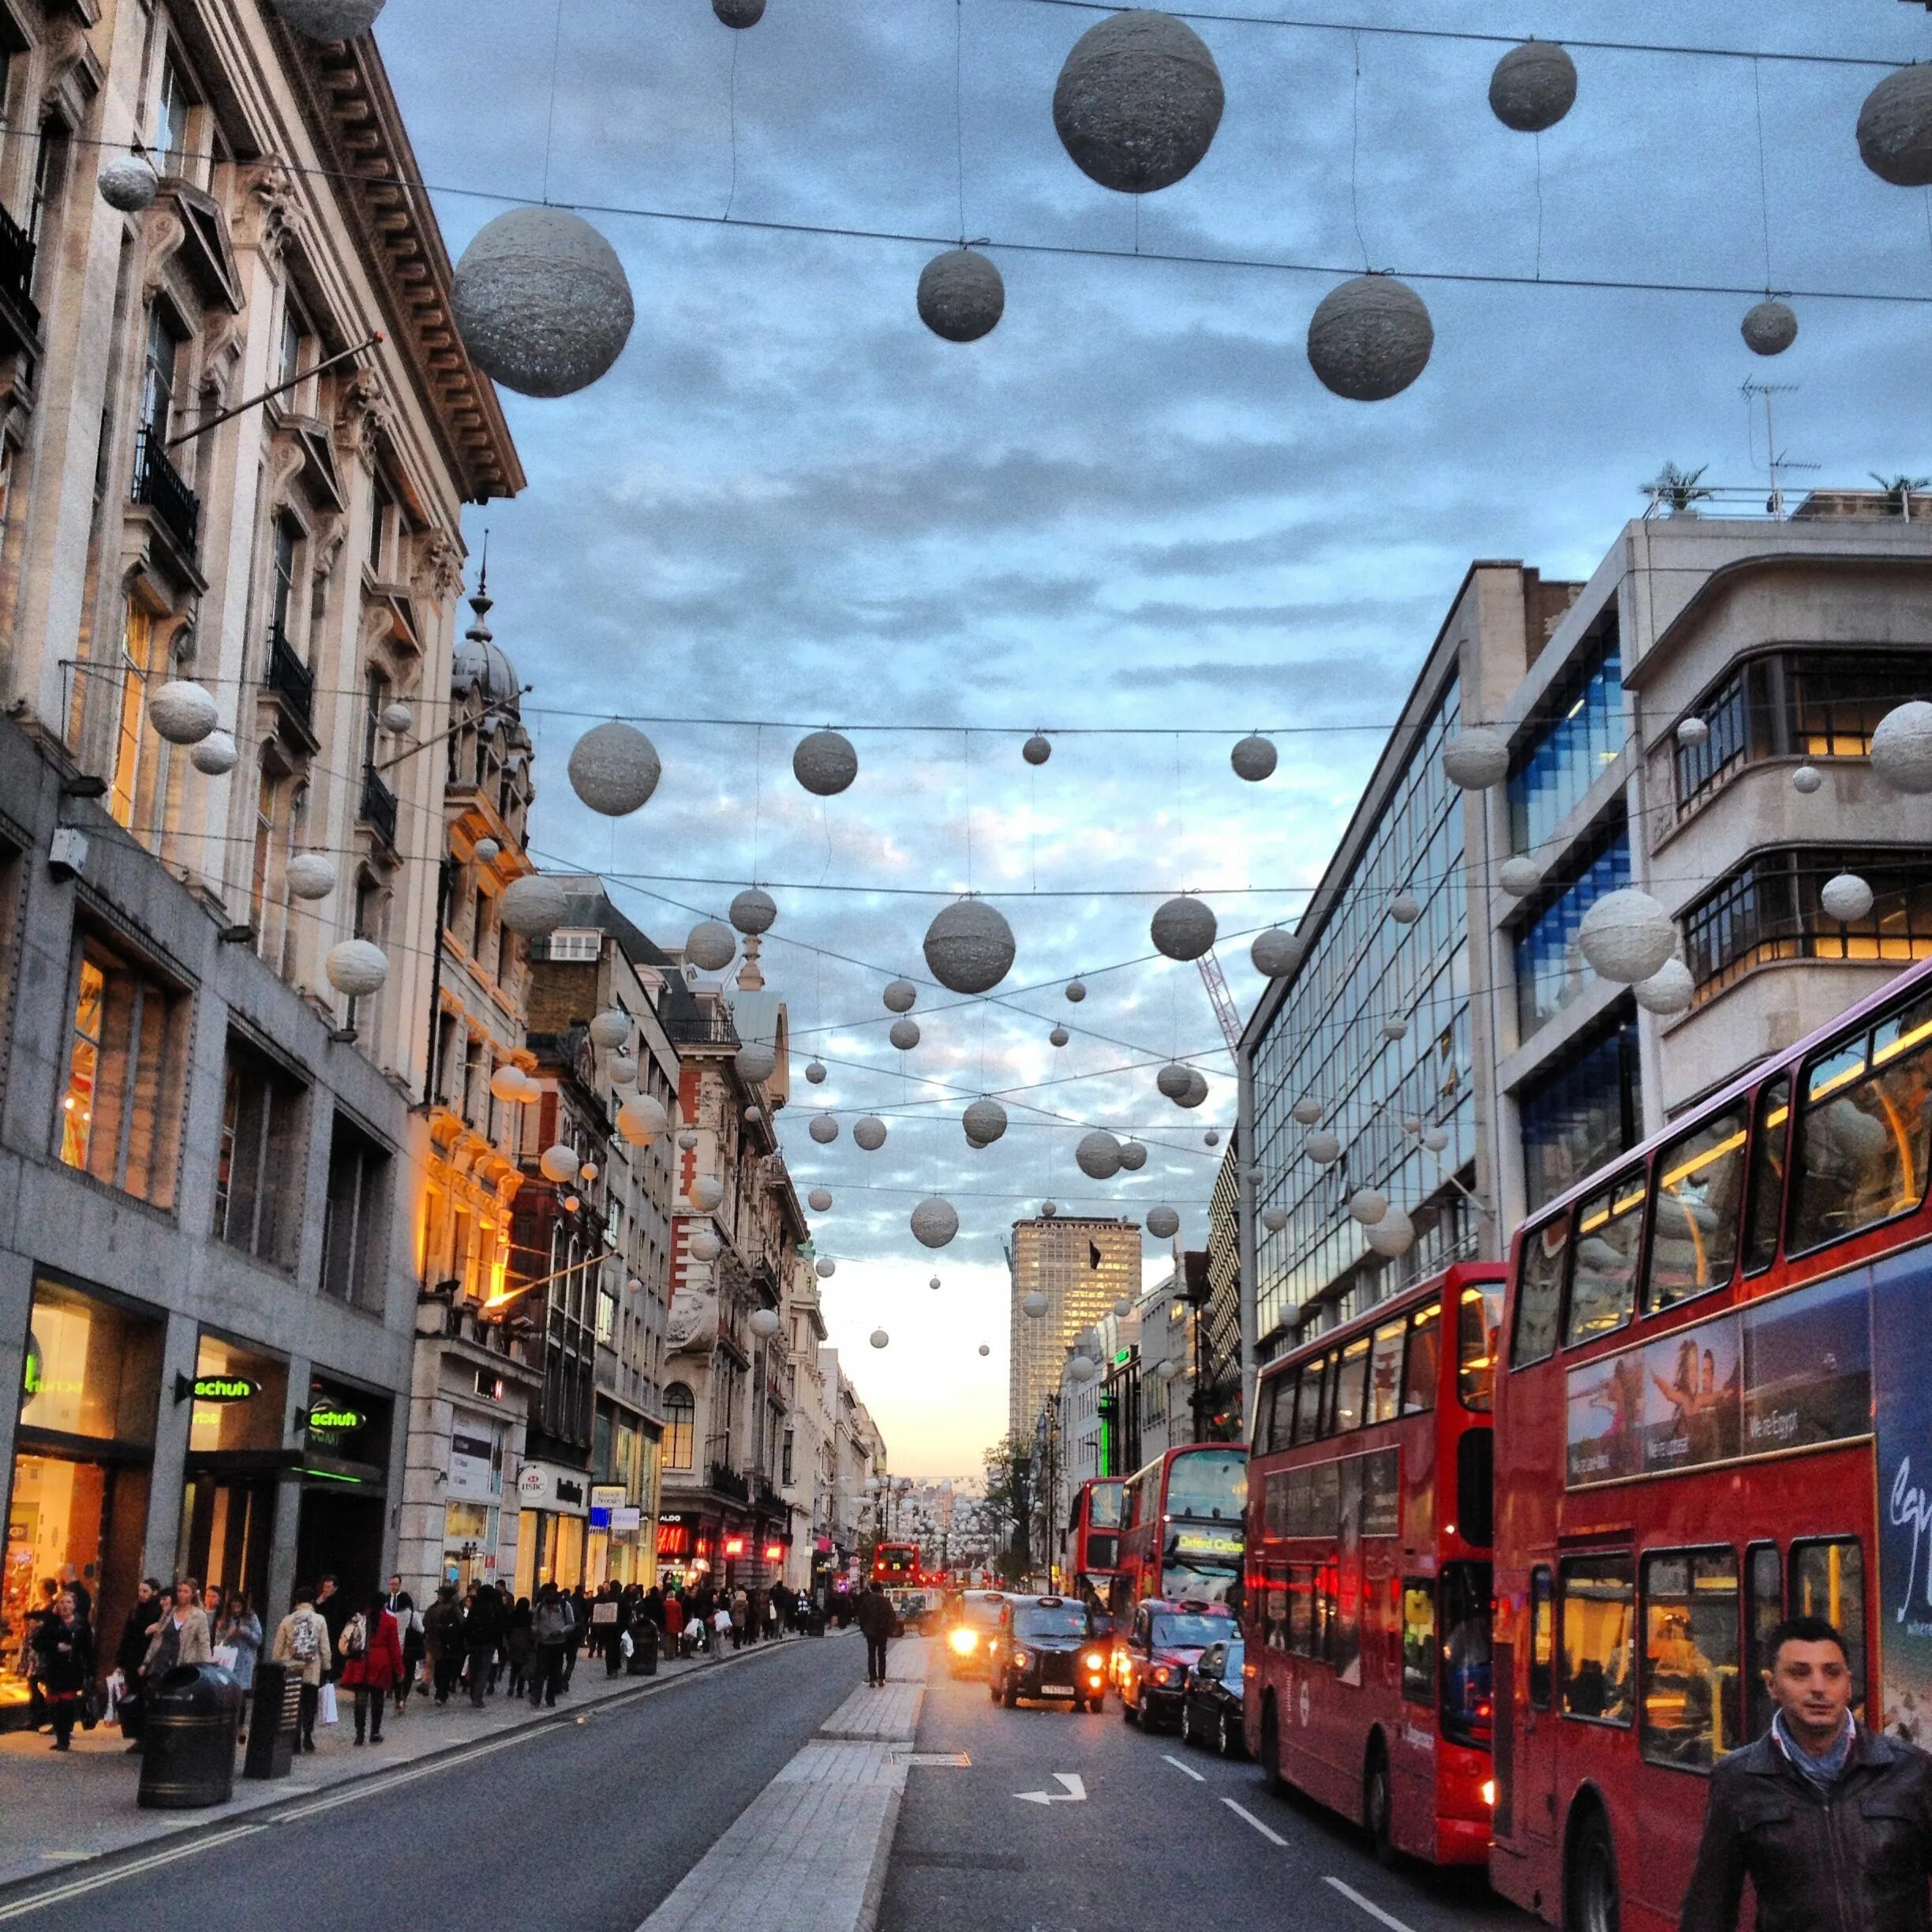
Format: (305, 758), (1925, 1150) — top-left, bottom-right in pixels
(1007, 1218), (1144, 1443)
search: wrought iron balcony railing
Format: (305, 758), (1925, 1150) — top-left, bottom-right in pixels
(130, 428), (200, 556)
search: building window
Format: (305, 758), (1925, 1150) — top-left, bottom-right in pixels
(541, 930), (601, 963)
(154, 50), (193, 178)
(140, 303), (181, 444)
(781, 1429), (795, 1487)
(269, 516), (300, 646)
(213, 1036), (306, 1267)
(278, 294), (307, 390)
(1517, 1007), (1642, 1213)
(107, 608), (157, 831)
(1513, 828), (1631, 1039)
(56, 933), (186, 1208)
(1507, 627), (1623, 854)
(663, 1383), (695, 1470)
(368, 476), (391, 576)
(320, 1115), (390, 1308)
(1682, 847), (1932, 1002)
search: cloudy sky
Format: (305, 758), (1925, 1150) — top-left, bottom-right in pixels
(375, 0), (1931, 1478)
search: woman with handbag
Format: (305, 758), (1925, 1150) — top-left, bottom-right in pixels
(338, 1589), (403, 1745)
(114, 1578), (163, 1753)
(32, 1591), (93, 1752)
(392, 1591), (423, 1716)
(215, 1592), (263, 1742)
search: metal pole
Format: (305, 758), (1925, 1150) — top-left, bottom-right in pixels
(166, 333), (384, 447)
(1237, 1053), (1258, 1434)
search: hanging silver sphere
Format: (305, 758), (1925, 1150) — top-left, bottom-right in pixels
(1157, 1063), (1193, 1101)
(911, 1199), (959, 1249)
(889, 1018), (921, 1052)
(1488, 39), (1577, 133)
(324, 939), (388, 997)
(1151, 895), (1216, 960)
(750, 1307), (781, 1338)
(808, 1113), (840, 1144)
(1306, 1130), (1342, 1165)
(883, 979), (918, 1013)
(1076, 1130), (1122, 1180)
(1742, 300), (1798, 357)
(853, 1117), (888, 1151)
(98, 155), (159, 213)
(713, 0), (765, 24)
(271, 0), (385, 39)
(1230, 734), (1277, 782)
(474, 837), (502, 865)
(1676, 717), (1709, 750)
(380, 702), (414, 736)
(148, 681), (219, 744)
(1052, 9), (1225, 195)
(1065, 979), (1087, 1003)
(286, 853), (337, 900)
(190, 729), (238, 777)
(1023, 1290), (1050, 1318)
(1348, 1187), (1388, 1226)
(1251, 928), (1305, 979)
(499, 874), (571, 937)
(917, 249), (1005, 343)
(805, 1060), (828, 1084)
(870, 1329), (889, 1351)
(1177, 1069), (1208, 1110)
(1858, 65), (1932, 188)
(817, 1256), (837, 1279)
(1387, 891), (1423, 925)
(729, 887), (777, 935)
(1577, 889), (1676, 984)
(1633, 959), (1694, 1017)
(1821, 874), (1875, 923)
(1262, 1206), (1287, 1233)
(689, 1175), (725, 1213)
(1307, 275), (1434, 402)
(1291, 1098), (1324, 1125)
(1792, 765), (1824, 796)
(567, 721), (661, 817)
(1365, 1207), (1416, 1258)
(1022, 733), (1053, 766)
(1145, 1205), (1180, 1239)
(684, 919), (736, 972)
(1870, 701), (1932, 792)
(964, 1098), (1008, 1147)
(736, 1042), (777, 1084)
(808, 1187), (833, 1211)
(1118, 1140), (1147, 1173)
(608, 1054), (639, 1087)
(1039, 1201), (1058, 1219)
(1205, 1129), (1219, 1148)
(793, 729), (859, 797)
(923, 898), (1016, 994)
(1442, 727), (1511, 790)
(1499, 856), (1543, 899)
(1049, 1025), (1070, 1048)
(589, 1009), (632, 1050)
(979, 1343), (991, 1356)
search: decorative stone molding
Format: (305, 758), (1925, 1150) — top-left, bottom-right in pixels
(333, 366), (389, 464)
(414, 528), (462, 602)
(234, 159), (304, 264)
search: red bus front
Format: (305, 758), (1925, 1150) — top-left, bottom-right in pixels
(1110, 1444), (1249, 1623)
(1243, 1261), (1504, 1866)
(1073, 1477), (1125, 1591)
(1491, 957), (1932, 1931)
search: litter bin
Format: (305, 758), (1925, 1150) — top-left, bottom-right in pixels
(242, 1661), (300, 1782)
(627, 1618), (659, 1676)
(138, 1663), (242, 1809)
(807, 1608), (826, 1638)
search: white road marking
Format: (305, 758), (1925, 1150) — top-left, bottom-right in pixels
(1015, 1772), (1087, 1805)
(1161, 1752), (1206, 1782)
(0, 1826), (266, 1920)
(1324, 1874), (1420, 1932)
(1220, 1797), (1289, 1845)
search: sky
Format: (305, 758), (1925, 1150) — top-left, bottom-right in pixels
(371, 0), (1932, 1478)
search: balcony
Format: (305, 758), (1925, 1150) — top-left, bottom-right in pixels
(0, 203), (39, 346)
(663, 1005), (739, 1050)
(264, 625), (316, 746)
(130, 428), (200, 559)
(360, 762), (399, 852)
(710, 1462), (751, 1503)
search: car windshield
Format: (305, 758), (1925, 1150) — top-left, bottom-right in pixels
(1014, 1605), (1089, 1639)
(1152, 1613), (1227, 1650)
(962, 1597), (1004, 1628)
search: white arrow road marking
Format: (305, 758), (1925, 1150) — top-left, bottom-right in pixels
(1323, 1877), (1418, 1932)
(1161, 1753), (1205, 1783)
(1015, 1772), (1087, 1805)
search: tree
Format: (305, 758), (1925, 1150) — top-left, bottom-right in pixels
(979, 1433), (1032, 1589)
(1870, 473), (1931, 516)
(1650, 462), (1713, 518)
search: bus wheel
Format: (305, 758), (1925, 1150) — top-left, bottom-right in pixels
(1363, 1739), (1395, 1867)
(1260, 1696), (1286, 1795)
(1566, 1809), (1620, 1932)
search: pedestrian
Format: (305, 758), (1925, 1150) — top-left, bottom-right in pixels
(564, 1585), (588, 1686)
(730, 1588), (748, 1652)
(856, 1581), (892, 1687)
(213, 1591), (263, 1743)
(1679, 1615), (1932, 1930)
(270, 1586), (332, 1754)
(143, 1577), (213, 1679)
(663, 1592), (684, 1659)
(766, 1593), (781, 1642)
(604, 1586), (631, 1677)
(32, 1590), (93, 1752)
(114, 1578), (165, 1752)
(462, 1571), (505, 1707)
(422, 1584), (463, 1704)
(56, 1563), (92, 1634)
(505, 1597), (533, 1698)
(530, 1584), (572, 1707)
(711, 1602), (732, 1654)
(339, 1590), (403, 1745)
(392, 1592), (422, 1716)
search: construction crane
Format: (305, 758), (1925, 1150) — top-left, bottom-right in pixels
(1196, 951), (1245, 1056)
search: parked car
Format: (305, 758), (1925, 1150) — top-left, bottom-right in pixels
(988, 1596), (1109, 1712)
(942, 1590), (1007, 1679)
(1117, 1598), (1235, 1731)
(1180, 1637), (1247, 1758)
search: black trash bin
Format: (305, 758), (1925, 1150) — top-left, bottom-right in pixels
(242, 1661), (300, 1782)
(807, 1608), (826, 1638)
(627, 1619), (659, 1676)
(139, 1663), (242, 1809)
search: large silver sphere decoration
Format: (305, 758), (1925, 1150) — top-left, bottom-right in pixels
(1023, 733), (1052, 766)
(678, 1128), (698, 1151)
(911, 1199), (960, 1249)
(1231, 734), (1277, 782)
(1822, 873), (1875, 923)
(870, 1329), (889, 1351)
(714, 0), (765, 24)
(793, 729), (859, 797)
(1076, 1129), (1122, 1180)
(688, 1226), (722, 1263)
(1380, 1017), (1409, 1042)
(817, 1256), (837, 1280)
(808, 1113), (840, 1144)
(1676, 717), (1709, 750)
(1858, 66), (1932, 187)
(1069, 1356), (1099, 1383)
(1306, 1130), (1342, 1165)
(1792, 765), (1824, 796)
(690, 1175), (725, 1213)
(685, 920), (736, 972)
(1443, 727), (1510, 790)
(750, 1307), (781, 1337)
(608, 1053), (639, 1086)
(380, 702), (414, 736)
(1178, 1069), (1209, 1110)
(1308, 275), (1434, 402)
(491, 1065), (529, 1104)
(1066, 979), (1087, 1003)
(1633, 959), (1694, 1017)
(1205, 1129), (1219, 1147)
(190, 729), (238, 777)
(1499, 856), (1543, 899)
(730, 887), (777, 935)
(1488, 39), (1577, 133)
(853, 1116), (888, 1151)
(567, 720), (661, 817)
(1114, 1296), (1133, 1317)
(1052, 9), (1225, 195)
(1049, 1025), (1070, 1048)
(1157, 1062), (1193, 1101)
(883, 980), (918, 1014)
(805, 1059), (828, 1084)
(1365, 1207), (1416, 1258)
(923, 898), (1016, 994)
(1578, 889), (1676, 984)
(499, 874), (570, 937)
(979, 1342), (991, 1356)
(1387, 891), (1423, 925)
(964, 1098), (1008, 1147)
(1871, 701), (1932, 792)
(1290, 1097), (1323, 1126)
(889, 1019), (921, 1052)
(1250, 929), (1305, 981)
(1262, 1206), (1288, 1233)
(589, 1009), (632, 1050)
(271, 0), (385, 39)
(1422, 1128), (1450, 1154)
(1146, 1205), (1180, 1239)
(1742, 300), (1798, 357)
(1151, 895), (1216, 960)
(1118, 1140), (1148, 1172)
(451, 207), (635, 399)
(1348, 1187), (1388, 1226)
(148, 680), (219, 744)
(99, 155), (159, 213)
(1023, 1290), (1050, 1318)
(1039, 1201), (1058, 1219)
(917, 249), (1005, 343)
(474, 837), (502, 865)
(324, 939), (388, 997)
(809, 1188), (833, 1211)
(736, 1043), (777, 1084)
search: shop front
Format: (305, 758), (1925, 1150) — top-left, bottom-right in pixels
(513, 1460), (588, 1597)
(293, 1374), (393, 1596)
(654, 1510), (705, 1591)
(4, 1276), (163, 1725)
(442, 1408), (507, 1592)
(177, 1333), (292, 1616)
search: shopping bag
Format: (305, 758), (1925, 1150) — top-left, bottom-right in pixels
(212, 1645), (238, 1672)
(318, 1681), (339, 1724)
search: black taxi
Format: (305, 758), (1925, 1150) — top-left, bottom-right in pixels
(987, 1595), (1109, 1712)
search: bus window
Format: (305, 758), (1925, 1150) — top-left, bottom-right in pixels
(1567, 1174), (1646, 1347)
(1743, 1077), (1792, 1275)
(1646, 1108), (1748, 1313)
(1368, 1319), (1406, 1424)
(1791, 1537), (1866, 1711)
(1333, 1336), (1372, 1432)
(1090, 1481), (1122, 1531)
(1641, 1548), (1740, 1771)
(1530, 1567), (1554, 1709)
(1458, 1282), (1502, 1410)
(1745, 1542), (1782, 1740)
(1791, 991), (1932, 1252)
(1286, 1563), (1315, 1657)
(1319, 1351), (1343, 1437)
(1263, 1567), (1288, 1651)
(1290, 1360), (1321, 1445)
(1166, 1447), (1247, 1521)
(1401, 1580), (1436, 1703)
(1440, 1561), (1493, 1746)
(1263, 1371), (1296, 1453)
(1559, 1552), (1634, 1727)
(1512, 1215), (1570, 1366)
(1402, 1302), (1440, 1413)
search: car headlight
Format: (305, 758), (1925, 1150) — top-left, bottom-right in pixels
(1481, 1779), (1496, 1808)
(1011, 1651), (1030, 1670)
(1151, 1665), (1172, 1686)
(949, 1628), (977, 1655)
(1084, 1651), (1104, 1671)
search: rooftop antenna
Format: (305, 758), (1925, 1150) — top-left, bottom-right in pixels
(1742, 378), (1817, 516)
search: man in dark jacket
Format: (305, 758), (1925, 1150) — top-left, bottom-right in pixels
(462, 1577), (505, 1706)
(1680, 1616), (1932, 1932)
(856, 1582), (893, 1687)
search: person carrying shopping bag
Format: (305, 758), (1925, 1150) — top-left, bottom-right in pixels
(271, 1586), (332, 1753)
(338, 1590), (403, 1745)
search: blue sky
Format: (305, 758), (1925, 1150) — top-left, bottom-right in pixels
(376, 0), (1932, 1477)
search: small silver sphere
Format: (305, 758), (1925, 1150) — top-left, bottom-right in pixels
(499, 874), (570, 937)
(567, 720), (661, 816)
(729, 887), (777, 935)
(917, 249), (1005, 343)
(1742, 300), (1798, 358)
(1023, 733), (1053, 766)
(1053, 9), (1226, 195)
(1150, 894), (1216, 960)
(793, 729), (859, 797)
(1307, 275), (1434, 402)
(1230, 734), (1277, 782)
(99, 155), (159, 213)
(1488, 39), (1577, 133)
(889, 1018), (921, 1052)
(883, 979), (918, 1013)
(271, 0), (385, 39)
(684, 919), (736, 972)
(713, 0), (765, 24)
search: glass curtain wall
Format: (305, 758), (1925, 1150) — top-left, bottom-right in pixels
(1507, 627), (1623, 854)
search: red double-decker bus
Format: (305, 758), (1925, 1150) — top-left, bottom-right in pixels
(1243, 1261), (1506, 1866)
(1491, 955), (1932, 1932)
(1109, 1443), (1249, 1619)
(1070, 1477), (1124, 1594)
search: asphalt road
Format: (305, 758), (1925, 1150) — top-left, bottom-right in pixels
(880, 1662), (1537, 1932)
(0, 1637), (856, 1932)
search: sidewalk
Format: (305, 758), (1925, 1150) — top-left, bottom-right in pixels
(0, 1632), (817, 1894)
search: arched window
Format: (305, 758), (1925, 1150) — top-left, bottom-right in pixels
(664, 1383), (695, 1471)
